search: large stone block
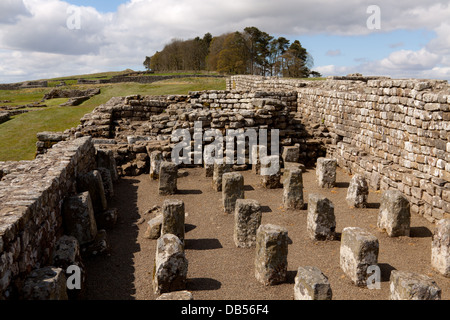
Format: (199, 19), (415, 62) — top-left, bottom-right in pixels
(161, 200), (185, 243)
(282, 169), (304, 210)
(22, 267), (68, 300)
(51, 235), (85, 300)
(389, 271), (441, 300)
(97, 167), (114, 199)
(316, 158), (337, 188)
(159, 162), (178, 195)
(62, 192), (98, 245)
(76, 170), (108, 214)
(378, 190), (411, 237)
(282, 146), (300, 163)
(96, 148), (118, 181)
(222, 172), (245, 214)
(156, 290), (193, 300)
(431, 218), (450, 277)
(261, 155), (282, 189)
(340, 227), (379, 287)
(294, 266), (332, 300)
(234, 199), (262, 248)
(255, 224), (288, 286)
(346, 174), (369, 208)
(153, 234), (188, 295)
(307, 194), (336, 241)
(144, 214), (163, 240)
(212, 159), (231, 192)
(150, 151), (163, 180)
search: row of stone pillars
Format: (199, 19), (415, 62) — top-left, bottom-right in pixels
(148, 151), (448, 300)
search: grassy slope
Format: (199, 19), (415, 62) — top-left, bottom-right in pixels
(0, 77), (226, 161)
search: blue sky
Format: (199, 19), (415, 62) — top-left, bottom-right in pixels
(68, 0), (124, 13)
(0, 0), (449, 82)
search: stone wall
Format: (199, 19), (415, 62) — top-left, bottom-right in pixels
(0, 81), (48, 91)
(72, 89), (328, 175)
(78, 74), (224, 85)
(0, 137), (96, 299)
(228, 75), (450, 223)
(0, 112), (10, 124)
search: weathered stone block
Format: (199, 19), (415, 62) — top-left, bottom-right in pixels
(282, 169), (304, 210)
(431, 218), (450, 277)
(234, 199), (262, 248)
(22, 267), (68, 300)
(340, 227), (379, 287)
(346, 174), (369, 208)
(96, 148), (118, 181)
(261, 155), (282, 189)
(153, 234), (188, 295)
(150, 151), (162, 180)
(97, 167), (114, 199)
(255, 224), (288, 286)
(161, 200), (185, 243)
(62, 192), (98, 245)
(82, 229), (109, 257)
(156, 290), (193, 300)
(316, 158), (337, 188)
(52, 235), (83, 270)
(51, 235), (85, 300)
(307, 194), (336, 241)
(76, 170), (108, 214)
(159, 162), (178, 195)
(95, 208), (118, 229)
(212, 159), (231, 192)
(144, 214), (163, 240)
(282, 146), (299, 163)
(251, 144), (261, 174)
(222, 172), (245, 214)
(378, 190), (411, 237)
(390, 271), (441, 300)
(294, 266), (332, 300)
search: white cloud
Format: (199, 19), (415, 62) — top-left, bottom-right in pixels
(379, 48), (442, 70)
(0, 0), (449, 82)
(0, 0), (31, 24)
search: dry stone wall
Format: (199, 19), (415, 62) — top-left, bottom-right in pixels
(0, 137), (97, 299)
(228, 75), (450, 223)
(68, 90), (326, 176)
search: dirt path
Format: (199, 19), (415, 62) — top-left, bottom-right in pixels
(84, 166), (450, 300)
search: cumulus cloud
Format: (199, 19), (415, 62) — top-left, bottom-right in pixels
(0, 0), (449, 82)
(0, 0), (31, 24)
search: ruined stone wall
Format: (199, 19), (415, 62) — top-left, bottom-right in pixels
(229, 75), (450, 223)
(0, 81), (48, 90)
(78, 74), (224, 85)
(72, 89), (327, 175)
(0, 137), (96, 299)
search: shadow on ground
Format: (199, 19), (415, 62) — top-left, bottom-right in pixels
(84, 179), (141, 300)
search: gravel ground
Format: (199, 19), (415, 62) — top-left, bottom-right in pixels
(84, 166), (450, 300)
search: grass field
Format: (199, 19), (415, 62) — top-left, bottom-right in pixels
(0, 76), (226, 161)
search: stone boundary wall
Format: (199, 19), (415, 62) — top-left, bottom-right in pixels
(0, 137), (96, 299)
(0, 81), (48, 91)
(0, 112), (10, 125)
(229, 75), (450, 223)
(78, 74), (224, 85)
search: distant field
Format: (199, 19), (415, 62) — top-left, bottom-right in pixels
(0, 76), (226, 161)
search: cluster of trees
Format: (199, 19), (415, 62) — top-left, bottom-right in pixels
(143, 27), (321, 78)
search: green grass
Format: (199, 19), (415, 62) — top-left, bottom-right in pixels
(0, 76), (226, 161)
